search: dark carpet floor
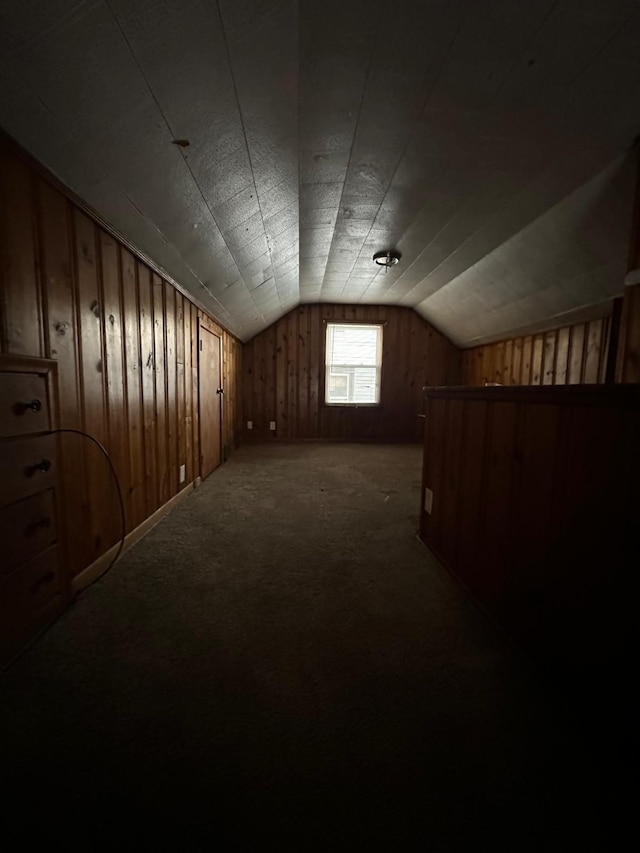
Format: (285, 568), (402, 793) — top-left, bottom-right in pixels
(0, 444), (632, 849)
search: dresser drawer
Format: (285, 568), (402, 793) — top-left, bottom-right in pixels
(0, 372), (50, 437)
(1, 545), (61, 619)
(0, 489), (57, 574)
(1, 546), (62, 662)
(0, 434), (57, 505)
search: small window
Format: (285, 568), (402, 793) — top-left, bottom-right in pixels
(325, 323), (383, 405)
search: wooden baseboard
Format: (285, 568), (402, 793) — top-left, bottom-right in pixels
(71, 482), (196, 594)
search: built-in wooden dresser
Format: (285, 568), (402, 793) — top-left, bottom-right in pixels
(0, 355), (68, 667)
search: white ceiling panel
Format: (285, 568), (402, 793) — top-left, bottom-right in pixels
(0, 0), (638, 341)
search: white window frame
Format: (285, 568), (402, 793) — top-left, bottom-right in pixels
(324, 322), (383, 406)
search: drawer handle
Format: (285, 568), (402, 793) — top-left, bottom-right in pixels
(31, 571), (55, 594)
(26, 516), (52, 535)
(14, 398), (42, 415)
(27, 458), (52, 476)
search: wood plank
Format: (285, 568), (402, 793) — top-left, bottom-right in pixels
(512, 338), (523, 385)
(73, 209), (110, 559)
(164, 282), (177, 496)
(100, 232), (129, 542)
(138, 262), (158, 515)
(286, 310), (297, 439)
(183, 302), (195, 476)
(153, 274), (168, 505)
(478, 401), (518, 608)
(521, 336), (533, 385)
(0, 150), (42, 356)
(276, 317), (287, 437)
(298, 308), (309, 438)
(542, 331), (557, 385)
(233, 339), (242, 443)
(439, 398), (464, 567)
(242, 339), (253, 441)
(583, 318), (602, 384)
(426, 398), (449, 554)
(555, 327), (570, 385)
(503, 339), (513, 386)
(175, 293), (187, 487)
(308, 305), (320, 432)
(253, 327), (265, 438)
(568, 323), (585, 384)
(191, 304), (199, 477)
(506, 403), (560, 643)
(199, 324), (222, 477)
(493, 341), (505, 384)
(531, 335), (544, 384)
(456, 401), (489, 585)
(122, 248), (146, 527)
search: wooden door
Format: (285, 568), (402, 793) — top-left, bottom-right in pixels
(198, 324), (222, 478)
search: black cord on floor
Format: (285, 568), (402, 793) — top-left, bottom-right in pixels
(44, 428), (127, 588)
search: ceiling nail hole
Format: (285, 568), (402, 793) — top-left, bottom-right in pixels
(527, 58), (536, 67)
(171, 139), (190, 147)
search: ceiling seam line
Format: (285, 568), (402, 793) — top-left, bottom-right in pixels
(314, 0), (386, 302)
(103, 0), (251, 319)
(347, 0), (472, 303)
(565, 10), (640, 89)
(494, 0), (559, 96)
(0, 0), (101, 66)
(396, 150), (612, 306)
(355, 0), (567, 303)
(215, 0), (292, 318)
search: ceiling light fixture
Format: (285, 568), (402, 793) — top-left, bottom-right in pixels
(373, 250), (401, 270)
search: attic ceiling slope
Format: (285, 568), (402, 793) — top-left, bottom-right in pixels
(0, 0), (639, 342)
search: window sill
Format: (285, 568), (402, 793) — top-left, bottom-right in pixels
(322, 402), (382, 408)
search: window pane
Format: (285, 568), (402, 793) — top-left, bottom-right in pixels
(327, 324), (381, 367)
(325, 323), (382, 404)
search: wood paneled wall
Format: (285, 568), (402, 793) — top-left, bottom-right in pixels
(617, 144), (640, 382)
(460, 316), (611, 387)
(242, 304), (461, 442)
(420, 384), (640, 669)
(0, 144), (241, 582)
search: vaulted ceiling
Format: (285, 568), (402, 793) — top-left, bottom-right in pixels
(1, 0), (638, 344)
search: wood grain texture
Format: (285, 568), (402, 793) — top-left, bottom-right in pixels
(461, 317), (611, 387)
(0, 143), (241, 582)
(242, 304), (461, 442)
(420, 384), (640, 668)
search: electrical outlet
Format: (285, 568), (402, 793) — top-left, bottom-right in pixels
(424, 487), (433, 514)
(247, 420), (253, 429)
(269, 421), (276, 431)
(179, 464), (186, 484)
